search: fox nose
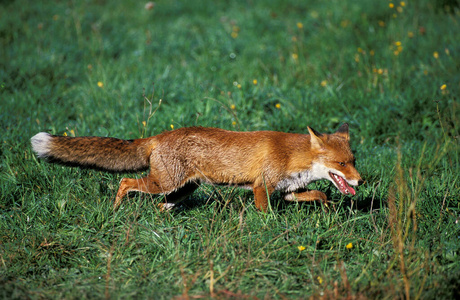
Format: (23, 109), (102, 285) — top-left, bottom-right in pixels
(358, 179), (364, 186)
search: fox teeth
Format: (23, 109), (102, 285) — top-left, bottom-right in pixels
(332, 173), (348, 194)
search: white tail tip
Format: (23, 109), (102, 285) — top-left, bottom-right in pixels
(31, 132), (52, 157)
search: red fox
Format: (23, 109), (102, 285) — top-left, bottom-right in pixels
(31, 124), (363, 211)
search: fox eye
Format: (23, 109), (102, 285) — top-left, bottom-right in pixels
(339, 162), (346, 167)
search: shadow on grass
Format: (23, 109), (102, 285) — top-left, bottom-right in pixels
(130, 185), (386, 216)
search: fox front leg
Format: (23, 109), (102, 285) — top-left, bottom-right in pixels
(284, 190), (328, 203)
(253, 184), (276, 212)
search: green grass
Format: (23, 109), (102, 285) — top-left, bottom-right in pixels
(1, 0), (459, 298)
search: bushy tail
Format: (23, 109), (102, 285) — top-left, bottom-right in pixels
(31, 132), (150, 172)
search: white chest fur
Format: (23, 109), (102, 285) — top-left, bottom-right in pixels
(275, 163), (328, 192)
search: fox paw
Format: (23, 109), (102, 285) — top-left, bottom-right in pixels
(309, 190), (328, 201)
(158, 202), (176, 211)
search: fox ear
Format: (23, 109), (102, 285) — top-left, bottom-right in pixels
(308, 126), (324, 149)
(335, 123), (349, 141)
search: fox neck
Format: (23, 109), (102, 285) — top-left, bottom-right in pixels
(275, 163), (327, 193)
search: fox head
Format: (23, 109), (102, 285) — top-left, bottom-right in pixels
(309, 123), (363, 196)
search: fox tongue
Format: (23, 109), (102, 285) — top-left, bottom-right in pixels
(346, 183), (356, 196)
(331, 173), (356, 196)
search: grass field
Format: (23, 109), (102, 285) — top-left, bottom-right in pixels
(1, 0), (459, 298)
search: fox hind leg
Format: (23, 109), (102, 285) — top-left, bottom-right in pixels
(114, 174), (168, 210)
(114, 174), (199, 211)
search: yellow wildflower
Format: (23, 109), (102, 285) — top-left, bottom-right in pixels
(170, 124), (174, 130)
(298, 245), (306, 251)
(320, 80), (327, 87)
(275, 103), (281, 109)
(230, 104), (236, 110)
(97, 81), (104, 88)
(440, 84), (447, 90)
(433, 51), (439, 59)
(253, 79), (258, 85)
(296, 22), (303, 29)
(317, 276), (323, 284)
(346, 243), (353, 249)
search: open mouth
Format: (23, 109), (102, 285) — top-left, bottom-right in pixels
(329, 172), (356, 195)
